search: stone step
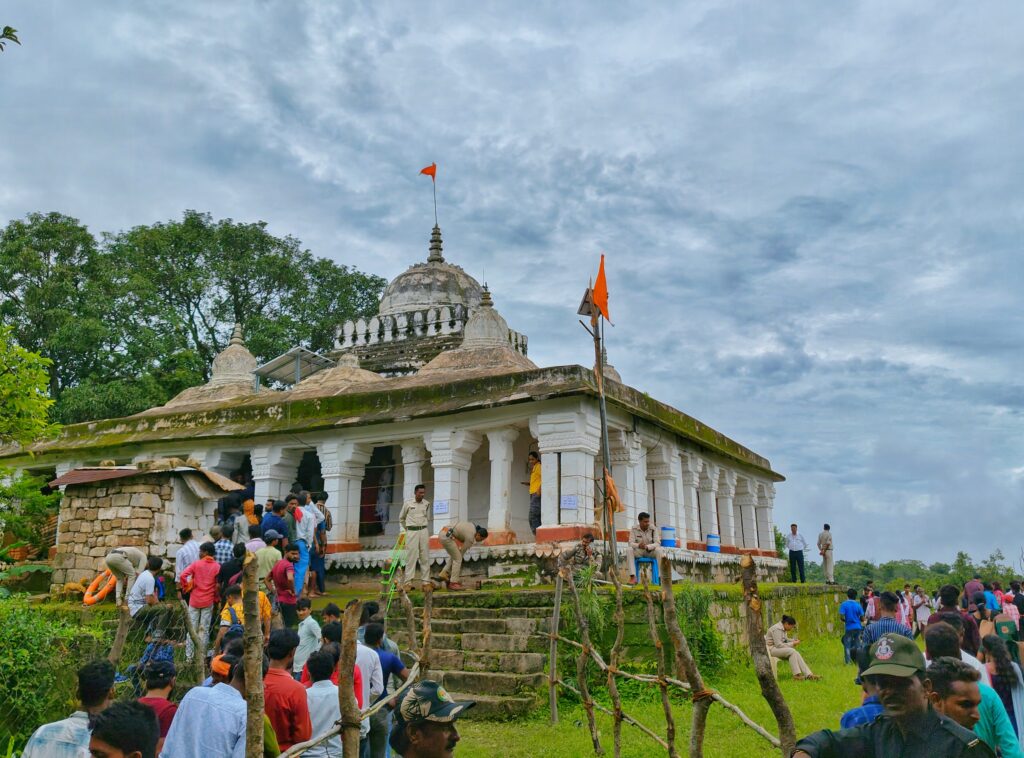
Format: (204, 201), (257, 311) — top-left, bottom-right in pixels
(427, 669), (546, 696)
(430, 617), (541, 635)
(448, 691), (536, 720)
(460, 632), (546, 653)
(481, 577), (532, 589)
(425, 589), (555, 608)
(430, 649), (546, 674)
(395, 605), (554, 620)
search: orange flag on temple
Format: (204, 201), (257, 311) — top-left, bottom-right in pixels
(593, 254), (610, 322)
(604, 468), (625, 514)
(420, 162), (437, 180)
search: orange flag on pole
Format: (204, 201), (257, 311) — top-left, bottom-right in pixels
(593, 253), (610, 322)
(420, 162), (437, 180)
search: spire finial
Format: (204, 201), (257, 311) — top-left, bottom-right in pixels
(480, 284), (493, 307)
(428, 225), (444, 263)
(229, 322), (244, 346)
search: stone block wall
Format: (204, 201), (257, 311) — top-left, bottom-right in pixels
(52, 476), (172, 588)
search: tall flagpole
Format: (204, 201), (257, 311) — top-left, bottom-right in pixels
(433, 177), (438, 226)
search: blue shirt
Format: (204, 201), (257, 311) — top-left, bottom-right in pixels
(160, 682), (247, 758)
(839, 599), (864, 631)
(985, 591), (1001, 612)
(261, 513), (288, 539)
(21, 711), (90, 758)
(839, 695), (883, 729)
(860, 617), (913, 646)
(375, 648), (407, 701)
(976, 682), (1024, 758)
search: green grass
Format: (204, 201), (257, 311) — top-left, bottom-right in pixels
(456, 638), (863, 758)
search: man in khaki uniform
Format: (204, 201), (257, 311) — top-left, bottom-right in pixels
(629, 511), (664, 583)
(817, 524), (834, 584)
(399, 484), (432, 589)
(765, 614), (818, 680)
(103, 546), (148, 607)
(437, 521), (488, 590)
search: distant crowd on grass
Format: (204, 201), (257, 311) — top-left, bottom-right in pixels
(789, 573), (1024, 757)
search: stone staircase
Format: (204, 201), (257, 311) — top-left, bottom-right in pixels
(389, 589), (555, 719)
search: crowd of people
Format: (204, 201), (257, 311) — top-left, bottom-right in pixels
(792, 573), (1024, 757)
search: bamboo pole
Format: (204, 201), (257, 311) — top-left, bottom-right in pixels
(338, 601), (362, 756)
(739, 554), (796, 756)
(658, 556), (711, 758)
(398, 585), (419, 658)
(549, 573), (564, 725)
(555, 678), (669, 750)
(420, 585), (433, 674)
(564, 570), (604, 755)
(642, 577), (678, 758)
(242, 552), (264, 758)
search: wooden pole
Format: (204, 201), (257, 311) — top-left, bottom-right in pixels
(739, 554), (796, 756)
(549, 573), (563, 725)
(398, 585), (420, 659)
(339, 601), (363, 756)
(642, 577), (678, 758)
(242, 552), (265, 758)
(107, 605), (131, 665)
(607, 558), (626, 757)
(565, 570), (605, 756)
(178, 595), (204, 683)
(420, 585), (433, 674)
(659, 556), (711, 758)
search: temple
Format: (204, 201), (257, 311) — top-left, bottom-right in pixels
(1, 224), (785, 585)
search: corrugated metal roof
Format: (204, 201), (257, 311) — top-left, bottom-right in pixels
(49, 466), (245, 495)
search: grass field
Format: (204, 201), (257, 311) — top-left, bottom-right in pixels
(456, 637), (860, 758)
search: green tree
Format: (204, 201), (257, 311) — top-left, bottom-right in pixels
(0, 469), (61, 555)
(0, 26), (19, 52)
(0, 327), (58, 446)
(0, 210), (386, 424)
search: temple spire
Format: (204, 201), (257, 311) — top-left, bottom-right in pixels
(229, 322), (244, 346)
(428, 225), (444, 263)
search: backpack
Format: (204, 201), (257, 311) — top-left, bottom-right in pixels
(226, 605), (244, 638)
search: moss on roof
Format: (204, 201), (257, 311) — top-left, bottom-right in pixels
(1, 365), (783, 480)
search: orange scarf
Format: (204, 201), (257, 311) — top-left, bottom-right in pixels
(242, 498), (259, 526)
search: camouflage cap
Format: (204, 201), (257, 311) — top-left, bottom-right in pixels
(394, 680), (476, 724)
(862, 633), (926, 678)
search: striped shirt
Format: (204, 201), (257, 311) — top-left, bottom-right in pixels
(861, 617), (914, 646)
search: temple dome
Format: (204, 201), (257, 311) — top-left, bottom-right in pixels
(289, 353), (383, 396)
(377, 226), (483, 317)
(144, 323), (265, 413)
(418, 288), (537, 376)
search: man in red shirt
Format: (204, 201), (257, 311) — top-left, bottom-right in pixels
(271, 544), (300, 628)
(264, 628), (312, 750)
(137, 659), (177, 754)
(179, 542), (221, 661)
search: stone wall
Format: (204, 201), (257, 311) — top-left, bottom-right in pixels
(52, 476), (172, 588)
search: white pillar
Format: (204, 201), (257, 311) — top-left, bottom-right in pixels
(533, 408), (602, 539)
(756, 483), (776, 551)
(646, 444), (680, 532)
(426, 429), (482, 532)
(485, 428), (519, 540)
(400, 441), (427, 502)
(611, 431), (643, 533)
(735, 478), (758, 549)
(716, 469), (736, 547)
(317, 440), (371, 547)
(697, 462), (719, 542)
(251, 445), (302, 504)
(680, 454), (700, 543)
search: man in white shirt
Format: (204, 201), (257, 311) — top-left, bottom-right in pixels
(786, 523), (808, 584)
(22, 661), (115, 758)
(356, 639), (384, 753)
(304, 650), (342, 758)
(816, 524), (834, 584)
(174, 529), (201, 585)
(298, 491), (325, 597)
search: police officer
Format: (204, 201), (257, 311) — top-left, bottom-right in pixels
(794, 633), (995, 757)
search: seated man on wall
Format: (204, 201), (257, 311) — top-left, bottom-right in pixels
(765, 614), (819, 681)
(629, 511), (664, 584)
(557, 533), (602, 579)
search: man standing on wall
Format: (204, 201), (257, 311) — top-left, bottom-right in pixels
(399, 484), (433, 591)
(786, 523), (808, 583)
(522, 451), (542, 535)
(817, 523), (834, 584)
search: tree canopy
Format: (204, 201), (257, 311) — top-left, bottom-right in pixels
(0, 210), (386, 424)
(0, 327), (58, 446)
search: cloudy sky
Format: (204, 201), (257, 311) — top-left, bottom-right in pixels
(3, 2), (1022, 565)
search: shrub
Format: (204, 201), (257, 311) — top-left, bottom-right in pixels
(675, 584), (726, 677)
